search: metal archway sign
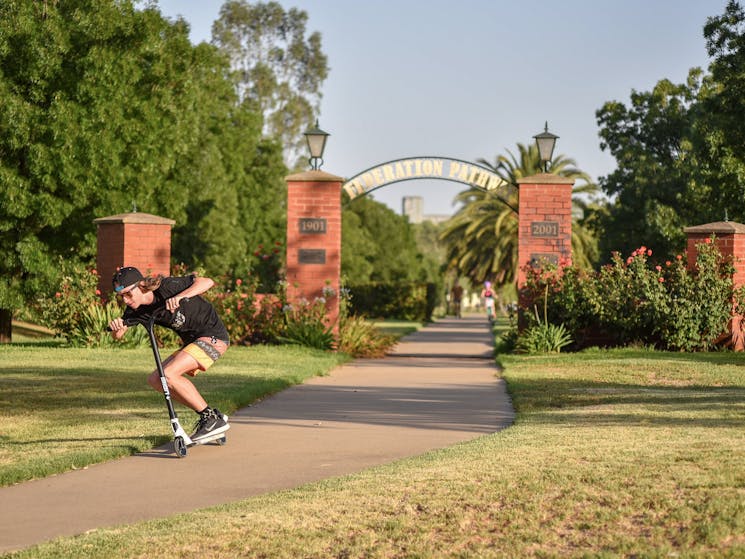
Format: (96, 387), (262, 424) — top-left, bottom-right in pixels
(342, 157), (509, 200)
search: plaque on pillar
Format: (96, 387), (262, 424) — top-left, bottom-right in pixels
(530, 221), (559, 237)
(298, 218), (327, 234)
(530, 253), (559, 266)
(298, 249), (326, 264)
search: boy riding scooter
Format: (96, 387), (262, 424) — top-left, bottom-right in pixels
(108, 267), (230, 443)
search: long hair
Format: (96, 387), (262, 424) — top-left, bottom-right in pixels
(139, 275), (164, 292)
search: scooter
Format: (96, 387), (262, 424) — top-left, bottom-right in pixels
(115, 309), (227, 458)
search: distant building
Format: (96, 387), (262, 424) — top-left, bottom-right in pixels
(402, 196), (451, 224)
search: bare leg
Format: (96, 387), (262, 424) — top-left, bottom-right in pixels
(147, 351), (208, 412)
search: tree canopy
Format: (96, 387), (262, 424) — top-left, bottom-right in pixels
(0, 0), (288, 339)
(595, 0), (745, 260)
(211, 0), (329, 168)
(341, 195), (441, 285)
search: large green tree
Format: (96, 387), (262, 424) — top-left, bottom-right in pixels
(440, 144), (598, 288)
(211, 0), (329, 168)
(595, 1), (745, 259)
(0, 0), (287, 340)
(341, 196), (439, 284)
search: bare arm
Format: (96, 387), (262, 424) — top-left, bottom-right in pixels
(165, 276), (215, 312)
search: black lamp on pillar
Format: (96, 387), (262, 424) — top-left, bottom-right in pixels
(303, 120), (330, 170)
(533, 122), (559, 172)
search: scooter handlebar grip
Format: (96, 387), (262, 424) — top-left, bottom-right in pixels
(105, 318), (140, 331)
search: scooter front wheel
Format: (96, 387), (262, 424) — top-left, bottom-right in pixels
(174, 436), (188, 458)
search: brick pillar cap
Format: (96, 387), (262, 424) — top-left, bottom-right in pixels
(93, 212), (176, 225)
(684, 221), (745, 234)
(517, 172), (575, 185)
(285, 169), (344, 182)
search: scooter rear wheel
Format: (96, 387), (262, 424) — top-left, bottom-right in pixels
(174, 436), (188, 458)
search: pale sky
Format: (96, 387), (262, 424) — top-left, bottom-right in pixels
(156, 0), (726, 216)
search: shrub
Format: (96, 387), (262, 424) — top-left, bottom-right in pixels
(347, 282), (436, 321)
(520, 239), (739, 351)
(205, 276), (286, 345)
(278, 289), (336, 350)
(516, 286), (573, 354)
(337, 315), (397, 357)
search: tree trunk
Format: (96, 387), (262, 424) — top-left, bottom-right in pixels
(0, 308), (11, 343)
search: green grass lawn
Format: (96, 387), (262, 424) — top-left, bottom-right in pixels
(3, 332), (745, 557)
(0, 344), (349, 486)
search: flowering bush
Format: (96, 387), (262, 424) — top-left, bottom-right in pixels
(205, 275), (286, 345)
(279, 285), (337, 350)
(249, 241), (284, 293)
(35, 259), (148, 348)
(520, 239), (739, 351)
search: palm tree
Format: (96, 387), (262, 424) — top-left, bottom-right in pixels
(440, 143), (599, 289)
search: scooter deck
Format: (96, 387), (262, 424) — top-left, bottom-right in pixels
(188, 430), (228, 446)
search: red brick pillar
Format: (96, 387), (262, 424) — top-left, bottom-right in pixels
(93, 212), (175, 297)
(516, 173), (574, 287)
(285, 170), (343, 330)
(684, 221), (745, 350)
(684, 221), (745, 288)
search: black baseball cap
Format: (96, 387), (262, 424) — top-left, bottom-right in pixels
(112, 267), (144, 293)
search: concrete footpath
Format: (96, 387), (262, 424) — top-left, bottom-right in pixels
(0, 316), (514, 554)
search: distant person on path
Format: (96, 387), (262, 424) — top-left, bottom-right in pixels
(450, 283), (464, 318)
(481, 281), (496, 323)
(107, 266), (230, 442)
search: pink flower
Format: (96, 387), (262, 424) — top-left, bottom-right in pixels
(705, 238), (712, 244)
(655, 265), (662, 272)
(647, 249), (652, 256)
(55, 292), (61, 298)
(236, 278), (242, 286)
(626, 257), (633, 265)
(91, 269), (98, 276)
(666, 261), (672, 267)
(676, 254), (683, 260)
(658, 277), (664, 282)
(95, 289), (101, 295)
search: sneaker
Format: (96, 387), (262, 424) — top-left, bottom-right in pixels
(191, 408), (230, 441)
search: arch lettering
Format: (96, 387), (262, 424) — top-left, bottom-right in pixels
(342, 157), (509, 200)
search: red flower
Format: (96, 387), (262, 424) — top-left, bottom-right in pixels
(705, 238), (712, 244)
(666, 261), (672, 267)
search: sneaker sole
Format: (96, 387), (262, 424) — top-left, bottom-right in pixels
(191, 421), (230, 441)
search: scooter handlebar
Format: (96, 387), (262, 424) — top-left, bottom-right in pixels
(105, 317), (140, 331)
(105, 301), (182, 331)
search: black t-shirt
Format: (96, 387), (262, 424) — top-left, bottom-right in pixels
(122, 276), (229, 344)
